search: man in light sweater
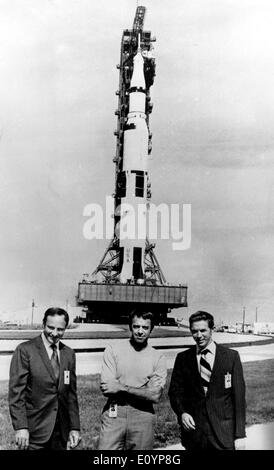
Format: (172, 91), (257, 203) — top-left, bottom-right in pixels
(98, 310), (167, 450)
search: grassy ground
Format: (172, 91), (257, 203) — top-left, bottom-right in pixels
(1, 359), (274, 450)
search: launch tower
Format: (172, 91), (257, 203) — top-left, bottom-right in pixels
(77, 6), (187, 323)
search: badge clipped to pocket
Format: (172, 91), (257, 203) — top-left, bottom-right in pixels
(109, 403), (118, 418)
(64, 370), (70, 385)
(225, 372), (232, 389)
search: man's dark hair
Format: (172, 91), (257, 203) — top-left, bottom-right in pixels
(43, 307), (69, 327)
(129, 310), (155, 331)
(189, 311), (214, 329)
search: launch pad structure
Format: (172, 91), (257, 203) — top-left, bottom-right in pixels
(77, 6), (187, 324)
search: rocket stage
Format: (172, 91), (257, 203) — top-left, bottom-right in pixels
(77, 6), (187, 324)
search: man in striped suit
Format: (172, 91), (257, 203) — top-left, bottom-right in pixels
(169, 311), (246, 450)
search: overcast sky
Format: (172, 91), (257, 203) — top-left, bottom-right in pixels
(0, 0), (273, 324)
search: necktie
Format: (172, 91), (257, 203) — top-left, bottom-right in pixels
(50, 344), (60, 381)
(200, 349), (211, 394)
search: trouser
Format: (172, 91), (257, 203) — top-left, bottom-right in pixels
(98, 404), (155, 450)
(28, 413), (67, 450)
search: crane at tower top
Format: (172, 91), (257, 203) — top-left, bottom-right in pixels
(133, 5), (146, 31)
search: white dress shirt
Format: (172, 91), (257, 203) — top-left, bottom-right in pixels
(196, 340), (216, 372)
(41, 332), (60, 361)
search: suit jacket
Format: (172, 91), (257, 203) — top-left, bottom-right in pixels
(168, 343), (246, 449)
(9, 335), (80, 445)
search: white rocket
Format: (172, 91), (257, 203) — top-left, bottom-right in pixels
(119, 37), (149, 283)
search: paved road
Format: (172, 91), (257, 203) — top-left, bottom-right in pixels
(1, 340), (274, 381)
(0, 332), (270, 351)
(157, 421), (274, 450)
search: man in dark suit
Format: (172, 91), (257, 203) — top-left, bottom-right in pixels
(169, 311), (246, 450)
(9, 307), (81, 450)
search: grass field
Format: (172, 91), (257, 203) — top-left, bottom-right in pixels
(1, 359), (274, 450)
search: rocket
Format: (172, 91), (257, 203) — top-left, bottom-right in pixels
(119, 36), (149, 283)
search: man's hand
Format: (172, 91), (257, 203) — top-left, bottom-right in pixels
(234, 437), (246, 450)
(146, 377), (162, 402)
(100, 380), (123, 395)
(15, 429), (29, 450)
(67, 430), (81, 450)
(147, 376), (162, 388)
(181, 412), (196, 431)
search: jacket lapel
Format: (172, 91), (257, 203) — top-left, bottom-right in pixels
(36, 335), (57, 383)
(207, 343), (224, 393)
(58, 341), (66, 390)
(188, 347), (204, 394)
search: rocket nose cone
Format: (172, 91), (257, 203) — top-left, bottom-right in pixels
(134, 50), (144, 65)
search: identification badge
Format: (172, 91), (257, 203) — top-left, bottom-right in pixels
(64, 370), (70, 385)
(109, 403), (118, 418)
(225, 372), (232, 388)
